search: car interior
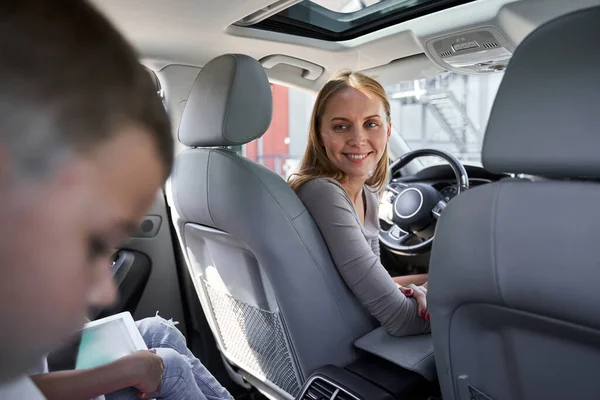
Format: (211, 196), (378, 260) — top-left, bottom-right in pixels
(61, 0), (600, 399)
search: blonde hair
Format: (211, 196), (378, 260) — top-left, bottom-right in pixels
(288, 70), (390, 193)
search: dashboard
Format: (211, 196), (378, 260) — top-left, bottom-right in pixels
(433, 178), (491, 202)
(394, 164), (507, 193)
(438, 184), (459, 202)
(379, 164), (508, 228)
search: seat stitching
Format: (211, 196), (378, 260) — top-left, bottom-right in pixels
(222, 55), (237, 144)
(290, 208), (308, 221)
(411, 350), (435, 369)
(206, 150), (216, 226)
(491, 182), (504, 304)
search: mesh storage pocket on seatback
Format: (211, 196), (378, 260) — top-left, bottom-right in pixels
(203, 280), (301, 396)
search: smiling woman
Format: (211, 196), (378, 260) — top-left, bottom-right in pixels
(289, 70), (390, 194)
(289, 70), (431, 336)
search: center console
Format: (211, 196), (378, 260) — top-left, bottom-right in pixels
(295, 330), (440, 400)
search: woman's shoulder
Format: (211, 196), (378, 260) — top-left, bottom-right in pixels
(297, 177), (349, 203)
(297, 176), (340, 192)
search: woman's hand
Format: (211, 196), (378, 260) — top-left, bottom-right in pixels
(399, 284), (429, 320)
(393, 274), (428, 288)
(122, 349), (164, 399)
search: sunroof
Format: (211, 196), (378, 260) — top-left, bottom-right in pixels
(244, 0), (475, 41)
(310, 0), (385, 14)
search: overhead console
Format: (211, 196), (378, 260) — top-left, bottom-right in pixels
(425, 26), (514, 74)
(419, 0), (600, 75)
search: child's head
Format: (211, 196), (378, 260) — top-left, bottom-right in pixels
(0, 0), (173, 381)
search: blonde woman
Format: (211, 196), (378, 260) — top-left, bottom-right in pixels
(289, 71), (430, 337)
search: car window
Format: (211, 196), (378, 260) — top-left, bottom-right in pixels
(386, 71), (505, 168)
(242, 84), (315, 179)
(244, 71), (504, 177)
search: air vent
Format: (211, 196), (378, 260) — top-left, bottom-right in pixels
(482, 42), (500, 49)
(440, 50), (453, 58)
(301, 378), (336, 400)
(335, 391), (358, 400)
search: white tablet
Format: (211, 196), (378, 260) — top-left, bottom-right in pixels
(75, 311), (147, 370)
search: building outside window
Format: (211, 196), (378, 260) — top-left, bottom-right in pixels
(244, 71), (504, 179)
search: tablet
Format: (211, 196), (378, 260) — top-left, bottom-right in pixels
(75, 311), (147, 370)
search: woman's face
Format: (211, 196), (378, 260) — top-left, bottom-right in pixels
(320, 86), (391, 183)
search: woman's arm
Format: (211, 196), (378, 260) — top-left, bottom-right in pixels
(393, 274), (428, 288)
(298, 179), (430, 337)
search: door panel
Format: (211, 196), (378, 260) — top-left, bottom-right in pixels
(119, 190), (187, 332)
(93, 250), (152, 320)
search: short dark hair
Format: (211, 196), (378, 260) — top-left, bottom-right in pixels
(0, 0), (173, 179)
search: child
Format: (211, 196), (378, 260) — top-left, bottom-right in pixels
(0, 1), (228, 399)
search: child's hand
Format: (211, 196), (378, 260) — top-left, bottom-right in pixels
(123, 349), (164, 398)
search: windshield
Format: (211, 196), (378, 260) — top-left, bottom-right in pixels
(385, 71), (504, 168)
(242, 71), (505, 179)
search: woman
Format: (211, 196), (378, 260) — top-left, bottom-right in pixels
(289, 70), (430, 337)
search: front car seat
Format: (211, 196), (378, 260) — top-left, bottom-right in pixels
(428, 6), (600, 400)
(168, 54), (375, 399)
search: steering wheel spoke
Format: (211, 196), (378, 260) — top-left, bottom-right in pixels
(386, 182), (408, 196)
(381, 225), (413, 248)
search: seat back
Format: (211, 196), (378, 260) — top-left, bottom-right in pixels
(169, 54), (375, 399)
(428, 7), (600, 400)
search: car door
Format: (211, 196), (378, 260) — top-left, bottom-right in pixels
(93, 189), (187, 333)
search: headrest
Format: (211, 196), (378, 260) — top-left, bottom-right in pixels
(178, 54), (273, 147)
(482, 6), (600, 177)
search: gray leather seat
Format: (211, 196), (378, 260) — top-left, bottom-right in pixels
(428, 6), (600, 400)
(169, 54), (375, 399)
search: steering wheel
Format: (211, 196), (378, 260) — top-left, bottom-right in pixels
(379, 149), (469, 255)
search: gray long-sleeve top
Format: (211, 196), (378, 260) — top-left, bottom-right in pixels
(297, 177), (430, 337)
